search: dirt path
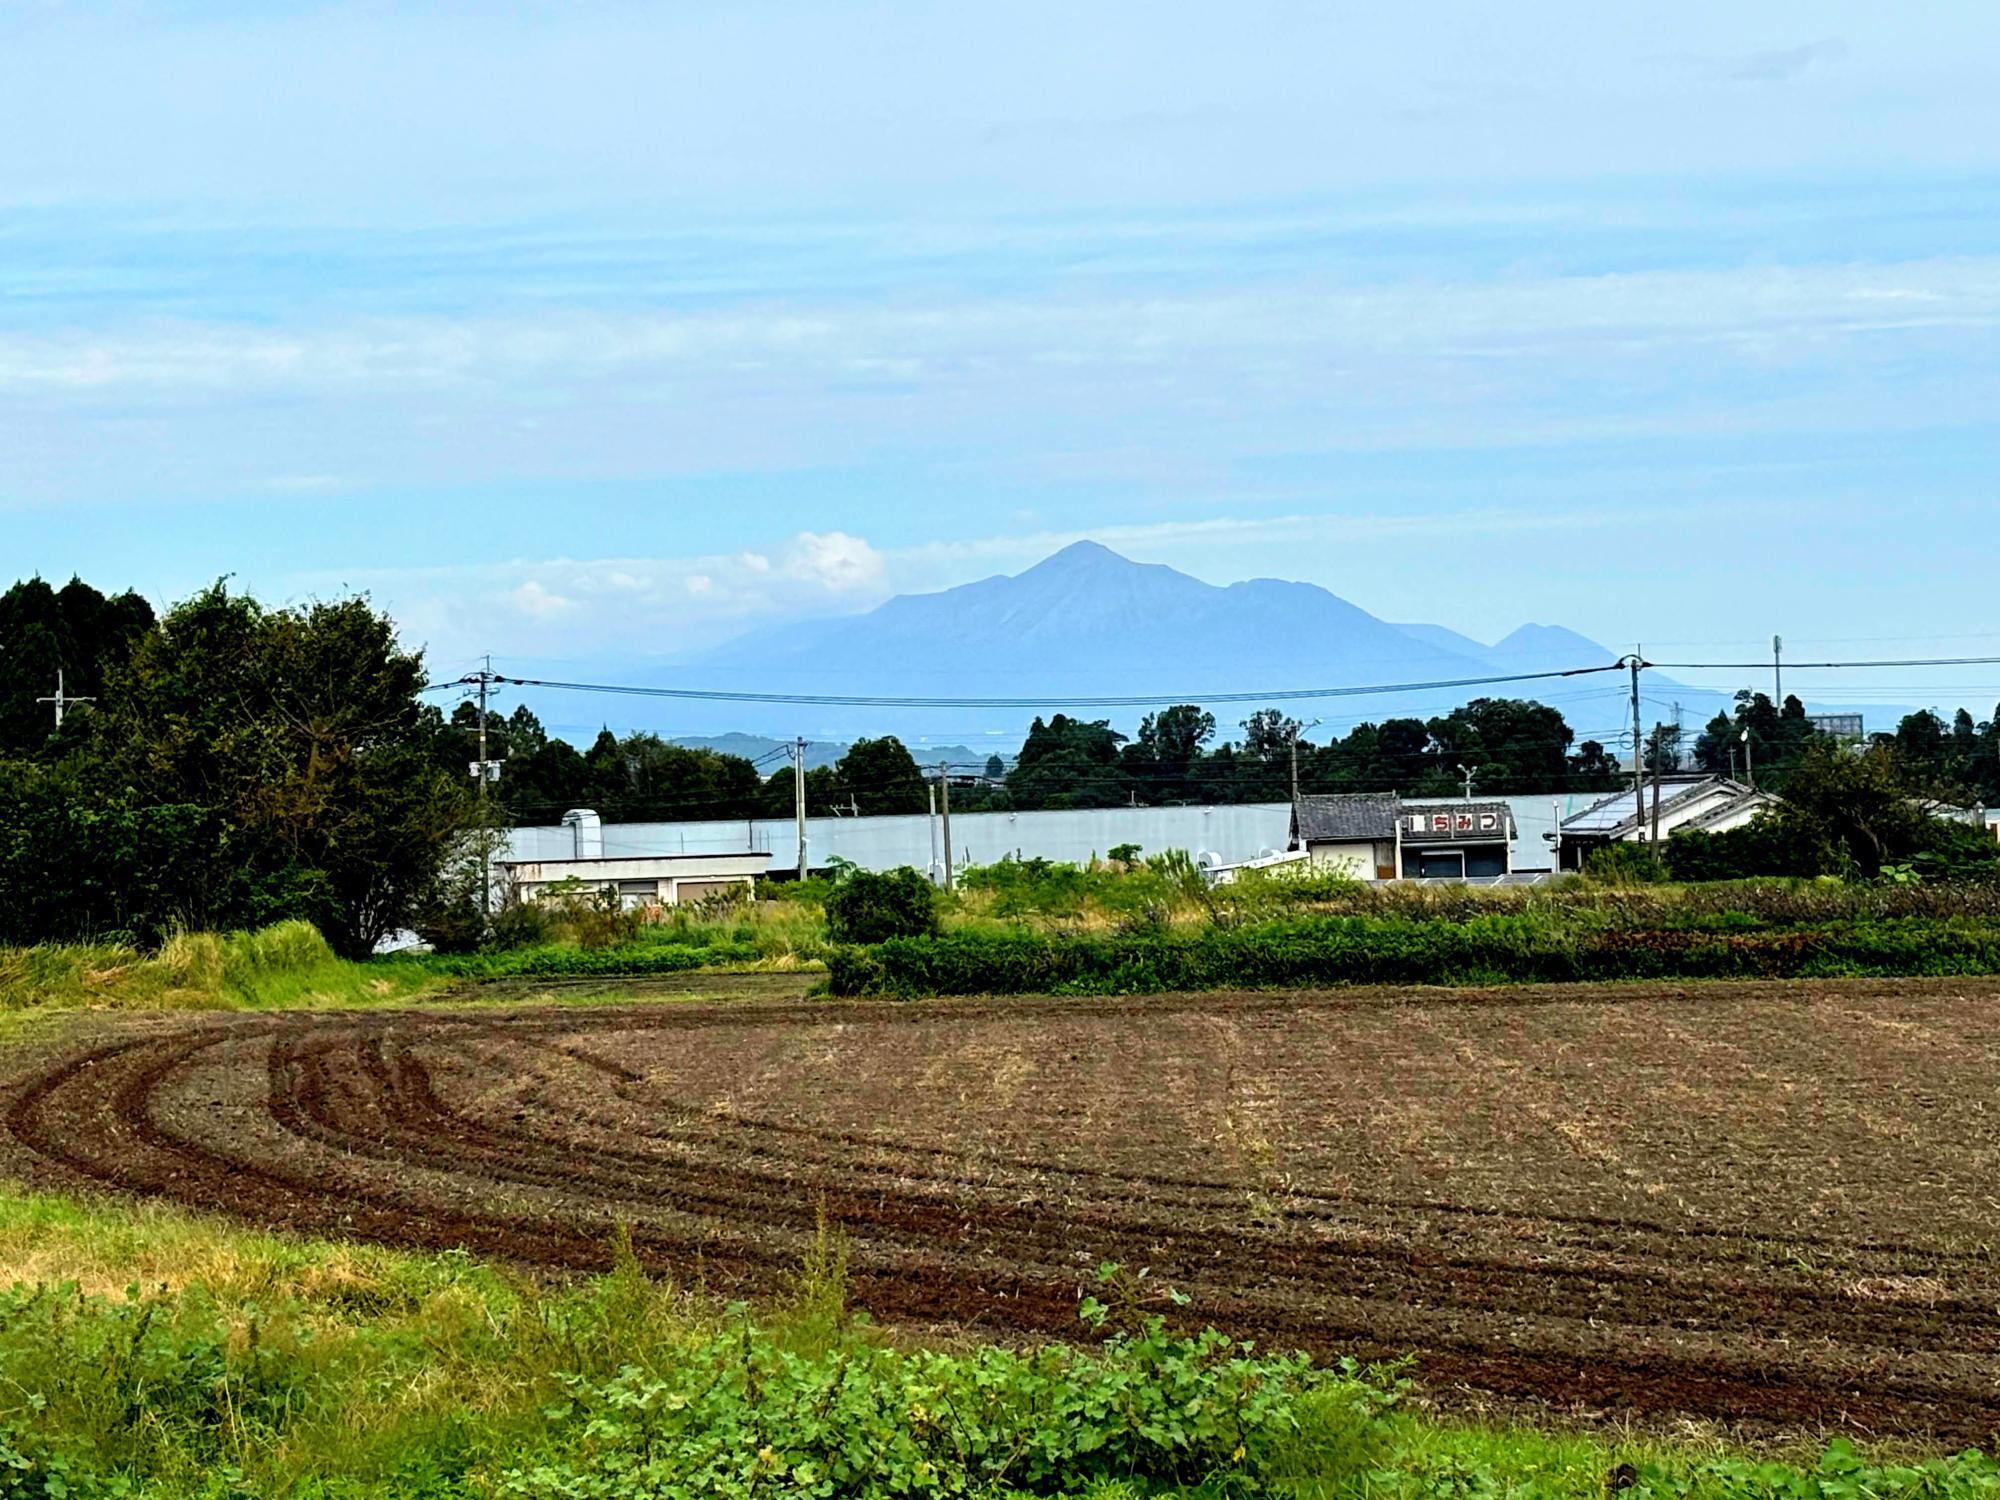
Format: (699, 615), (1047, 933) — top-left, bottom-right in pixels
(6, 977), (1999, 1443)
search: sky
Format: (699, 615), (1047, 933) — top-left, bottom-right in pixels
(4, 0), (2000, 736)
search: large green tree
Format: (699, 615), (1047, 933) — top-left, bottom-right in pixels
(1006, 715), (1128, 809)
(84, 584), (481, 955)
(835, 736), (930, 815)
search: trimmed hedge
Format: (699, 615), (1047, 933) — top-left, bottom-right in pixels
(825, 914), (2000, 997)
(392, 940), (763, 981)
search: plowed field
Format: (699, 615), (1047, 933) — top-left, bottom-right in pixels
(6, 978), (2000, 1441)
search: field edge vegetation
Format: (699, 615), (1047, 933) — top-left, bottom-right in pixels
(0, 1183), (1995, 1500)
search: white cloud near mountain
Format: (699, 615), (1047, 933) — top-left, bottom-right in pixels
(324, 500), (1776, 669)
(341, 531), (889, 666)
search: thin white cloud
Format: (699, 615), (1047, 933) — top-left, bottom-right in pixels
(3, 256), (1995, 401)
(310, 530), (889, 662)
(1730, 38), (1847, 83)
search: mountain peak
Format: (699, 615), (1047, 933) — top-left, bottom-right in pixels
(1021, 539), (1137, 576)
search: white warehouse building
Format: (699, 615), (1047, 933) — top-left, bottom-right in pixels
(498, 796), (1585, 896)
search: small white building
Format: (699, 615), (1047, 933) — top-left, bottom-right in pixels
(499, 808), (770, 909)
(1285, 793), (1516, 881)
(1290, 792), (1401, 879)
(1555, 776), (1777, 868)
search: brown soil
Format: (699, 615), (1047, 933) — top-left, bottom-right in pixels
(6, 977), (1999, 1443)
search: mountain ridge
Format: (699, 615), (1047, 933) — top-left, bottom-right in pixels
(654, 540), (1667, 740)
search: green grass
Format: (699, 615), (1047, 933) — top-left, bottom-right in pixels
(0, 1185), (1992, 1499)
(0, 921), (446, 1016)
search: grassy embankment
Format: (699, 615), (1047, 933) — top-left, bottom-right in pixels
(0, 920), (445, 1017)
(14, 872), (2000, 1016)
(0, 1185), (1992, 1500)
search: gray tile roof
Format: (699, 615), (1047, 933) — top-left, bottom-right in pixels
(1292, 792), (1400, 843)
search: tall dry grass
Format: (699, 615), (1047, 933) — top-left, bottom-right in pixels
(0, 920), (439, 1014)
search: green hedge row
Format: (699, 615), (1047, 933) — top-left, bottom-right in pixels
(391, 939), (764, 981)
(825, 914), (2000, 996)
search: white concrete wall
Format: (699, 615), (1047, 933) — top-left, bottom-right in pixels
(1306, 839), (1386, 879)
(504, 795), (1569, 879)
(506, 804), (1297, 879)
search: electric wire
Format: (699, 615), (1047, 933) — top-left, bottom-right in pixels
(426, 662), (1628, 709)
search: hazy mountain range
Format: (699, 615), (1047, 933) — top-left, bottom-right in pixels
(656, 541), (1737, 750)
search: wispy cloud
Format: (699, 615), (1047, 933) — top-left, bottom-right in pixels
(1729, 38), (1847, 83)
(4, 256), (1994, 402)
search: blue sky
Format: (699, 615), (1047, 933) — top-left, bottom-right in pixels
(4, 0), (2000, 728)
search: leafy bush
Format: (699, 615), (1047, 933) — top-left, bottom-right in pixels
(500, 1289), (1370, 1500)
(823, 866), (941, 944)
(1665, 820), (1848, 882)
(826, 912), (2000, 996)
(1583, 841), (1669, 884)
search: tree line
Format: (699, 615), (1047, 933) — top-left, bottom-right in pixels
(1, 578), (480, 955)
(9, 573), (2000, 953)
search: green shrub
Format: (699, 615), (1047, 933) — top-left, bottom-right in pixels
(826, 912), (2000, 997)
(1583, 842), (1669, 884)
(499, 1279), (1376, 1500)
(1665, 821), (1847, 882)
(823, 866), (941, 944)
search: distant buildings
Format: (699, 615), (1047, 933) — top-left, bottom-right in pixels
(1286, 793), (1515, 880)
(499, 807), (770, 909)
(1553, 775), (1777, 870)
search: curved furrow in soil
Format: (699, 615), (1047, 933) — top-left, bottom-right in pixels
(5, 1004), (1998, 1444)
(499, 1008), (2000, 1269)
(247, 1018), (2000, 1394)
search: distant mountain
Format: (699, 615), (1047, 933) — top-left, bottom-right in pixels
(646, 541), (1706, 741)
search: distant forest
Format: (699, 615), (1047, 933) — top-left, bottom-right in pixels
(9, 577), (2000, 849)
(451, 691), (2000, 824)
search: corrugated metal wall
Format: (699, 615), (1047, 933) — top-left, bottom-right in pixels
(506, 794), (1589, 876)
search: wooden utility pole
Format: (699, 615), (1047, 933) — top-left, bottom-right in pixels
(936, 762), (954, 889)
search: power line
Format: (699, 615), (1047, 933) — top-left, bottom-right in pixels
(425, 662), (1628, 710)
(1653, 654), (2000, 672)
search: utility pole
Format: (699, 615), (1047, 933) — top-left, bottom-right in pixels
(1741, 728), (1755, 790)
(1628, 650), (1646, 840)
(36, 669), (93, 731)
(793, 738), (809, 880)
(1648, 727), (1663, 844)
(1457, 762), (1477, 801)
(936, 762), (954, 890)
(1289, 717), (1320, 811)
(928, 781), (940, 884)
(1773, 634), (1784, 708)
(475, 656), (493, 918)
